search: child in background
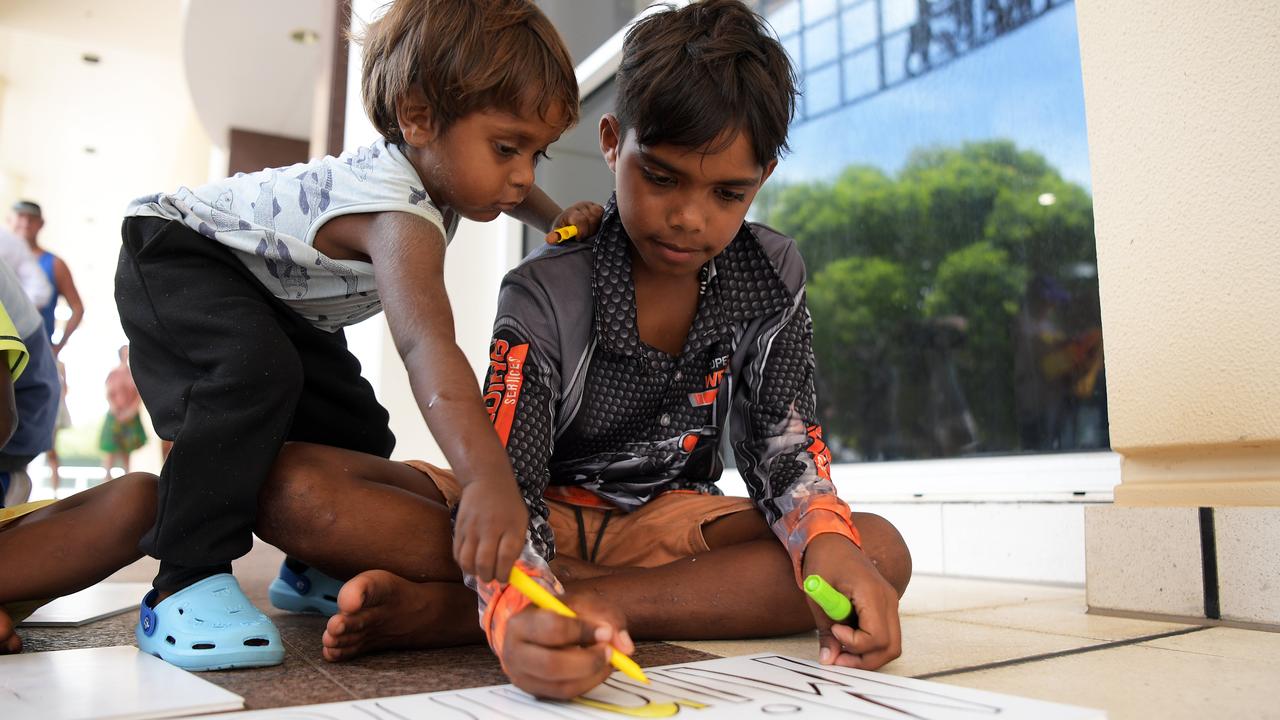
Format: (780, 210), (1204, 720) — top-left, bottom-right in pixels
(100, 345), (146, 476)
(255, 0), (909, 699)
(116, 0), (599, 671)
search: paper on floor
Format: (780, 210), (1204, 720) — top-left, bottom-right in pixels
(18, 582), (150, 626)
(0, 645), (244, 720)
(187, 652), (1105, 719)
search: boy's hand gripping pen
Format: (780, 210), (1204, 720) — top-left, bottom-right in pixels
(508, 567), (649, 684)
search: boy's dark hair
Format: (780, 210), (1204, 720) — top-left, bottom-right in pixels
(616, 0), (798, 167)
(359, 0), (579, 144)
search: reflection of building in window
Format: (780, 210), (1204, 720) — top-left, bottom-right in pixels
(747, 0), (1074, 122)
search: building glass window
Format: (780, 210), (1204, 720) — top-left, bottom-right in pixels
(531, 0), (1107, 465)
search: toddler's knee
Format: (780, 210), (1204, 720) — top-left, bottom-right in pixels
(852, 512), (913, 597)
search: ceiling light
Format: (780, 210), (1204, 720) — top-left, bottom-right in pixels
(290, 28), (321, 45)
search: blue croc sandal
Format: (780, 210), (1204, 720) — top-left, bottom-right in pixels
(136, 574), (284, 671)
(268, 561), (342, 616)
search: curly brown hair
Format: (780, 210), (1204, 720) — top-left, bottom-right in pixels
(358, 0), (580, 143)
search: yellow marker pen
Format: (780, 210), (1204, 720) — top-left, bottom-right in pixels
(551, 225), (578, 243)
(508, 566), (649, 684)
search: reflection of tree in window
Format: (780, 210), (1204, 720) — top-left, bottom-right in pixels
(758, 141), (1104, 460)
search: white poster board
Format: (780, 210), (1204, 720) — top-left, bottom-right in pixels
(192, 653), (1105, 719)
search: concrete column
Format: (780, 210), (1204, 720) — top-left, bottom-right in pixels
(1075, 0), (1280, 626)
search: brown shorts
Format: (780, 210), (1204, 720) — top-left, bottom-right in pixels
(404, 461), (757, 568)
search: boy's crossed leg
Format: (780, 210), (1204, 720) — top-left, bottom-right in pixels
(0, 473), (158, 654)
(257, 443), (911, 661)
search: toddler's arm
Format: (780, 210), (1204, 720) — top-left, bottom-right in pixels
(363, 211), (528, 583)
(468, 273), (567, 653)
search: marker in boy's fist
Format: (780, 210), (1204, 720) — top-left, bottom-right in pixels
(544, 201), (604, 244)
(454, 480), (530, 582)
(801, 533), (902, 671)
(502, 593), (632, 699)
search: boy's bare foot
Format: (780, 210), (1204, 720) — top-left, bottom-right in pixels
(0, 607), (22, 654)
(321, 570), (481, 661)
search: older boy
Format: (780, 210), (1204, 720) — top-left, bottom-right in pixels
(259, 0), (910, 699)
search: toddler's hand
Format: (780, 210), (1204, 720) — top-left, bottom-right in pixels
(802, 533), (902, 670)
(454, 479), (529, 583)
(545, 202), (604, 244)
(501, 594), (633, 699)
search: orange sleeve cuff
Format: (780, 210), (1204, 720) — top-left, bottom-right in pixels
(479, 579), (533, 660)
(776, 495), (862, 586)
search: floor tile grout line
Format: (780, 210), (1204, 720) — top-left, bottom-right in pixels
(912, 625), (1212, 680)
(913, 612), (1197, 641)
(905, 598), (1084, 618)
(305, 662), (364, 700)
(900, 590), (1085, 617)
(1199, 507), (1221, 620)
(278, 630), (362, 700)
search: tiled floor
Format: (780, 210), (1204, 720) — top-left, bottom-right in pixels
(671, 575), (1280, 720)
(16, 547), (1280, 718)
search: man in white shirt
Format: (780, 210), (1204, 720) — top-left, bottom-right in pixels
(0, 226), (51, 310)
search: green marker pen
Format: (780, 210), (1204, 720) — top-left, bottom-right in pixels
(804, 574), (854, 624)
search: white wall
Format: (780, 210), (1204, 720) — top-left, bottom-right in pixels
(0, 11), (211, 476)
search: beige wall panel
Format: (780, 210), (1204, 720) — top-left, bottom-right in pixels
(1075, 1), (1280, 452)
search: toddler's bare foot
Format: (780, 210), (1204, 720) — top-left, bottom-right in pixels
(321, 570), (480, 661)
(0, 606), (22, 654)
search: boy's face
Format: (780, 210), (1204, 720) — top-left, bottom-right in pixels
(600, 114), (776, 278)
(400, 94), (567, 222)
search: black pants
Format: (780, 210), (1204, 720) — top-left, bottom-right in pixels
(116, 217), (395, 592)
